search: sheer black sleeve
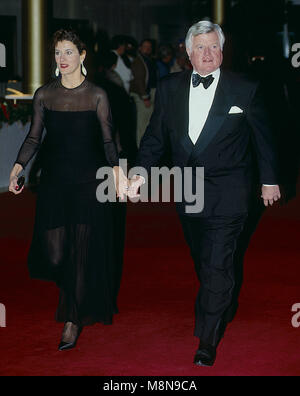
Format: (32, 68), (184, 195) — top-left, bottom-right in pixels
(15, 87), (45, 169)
(96, 89), (119, 167)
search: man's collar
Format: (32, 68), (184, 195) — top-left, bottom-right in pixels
(192, 68), (220, 78)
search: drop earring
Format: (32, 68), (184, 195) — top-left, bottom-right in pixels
(81, 62), (87, 76)
(55, 66), (59, 77)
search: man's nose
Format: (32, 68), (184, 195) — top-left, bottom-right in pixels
(203, 47), (211, 57)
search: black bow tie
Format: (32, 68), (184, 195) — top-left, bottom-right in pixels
(192, 73), (214, 89)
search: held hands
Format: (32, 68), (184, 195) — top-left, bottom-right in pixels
(113, 166), (130, 200)
(113, 167), (144, 200)
(127, 175), (145, 199)
(261, 185), (281, 207)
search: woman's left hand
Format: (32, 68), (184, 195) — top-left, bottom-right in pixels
(113, 166), (129, 200)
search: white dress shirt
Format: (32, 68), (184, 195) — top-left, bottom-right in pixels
(188, 68), (275, 187)
(112, 50), (133, 93)
(188, 68), (220, 144)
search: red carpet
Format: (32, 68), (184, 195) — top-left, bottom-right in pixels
(0, 186), (300, 376)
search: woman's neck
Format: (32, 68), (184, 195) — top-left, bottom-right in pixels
(61, 72), (85, 89)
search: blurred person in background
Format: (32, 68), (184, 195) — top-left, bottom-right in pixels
(101, 50), (125, 89)
(130, 39), (157, 146)
(111, 35), (133, 93)
(156, 44), (174, 79)
(171, 51), (191, 73)
(171, 39), (191, 73)
(123, 35), (139, 66)
(95, 50), (137, 166)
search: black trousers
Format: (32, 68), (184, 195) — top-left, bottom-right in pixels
(180, 213), (247, 346)
(228, 199), (265, 323)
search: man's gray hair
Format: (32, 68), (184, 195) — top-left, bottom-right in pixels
(185, 20), (225, 51)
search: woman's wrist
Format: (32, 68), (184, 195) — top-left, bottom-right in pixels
(113, 165), (126, 175)
(14, 163), (23, 171)
(10, 163), (23, 178)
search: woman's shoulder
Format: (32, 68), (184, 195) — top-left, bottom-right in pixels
(86, 80), (108, 95)
(86, 80), (109, 103)
(33, 79), (59, 100)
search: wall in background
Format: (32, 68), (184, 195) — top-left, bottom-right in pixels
(0, 0), (202, 82)
(0, 0), (22, 78)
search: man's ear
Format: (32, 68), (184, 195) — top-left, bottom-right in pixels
(186, 47), (191, 59)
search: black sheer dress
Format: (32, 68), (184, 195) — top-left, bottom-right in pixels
(15, 78), (121, 326)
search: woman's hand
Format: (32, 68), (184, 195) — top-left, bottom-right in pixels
(113, 166), (129, 200)
(9, 164), (24, 195)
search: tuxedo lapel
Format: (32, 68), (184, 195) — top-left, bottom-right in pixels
(173, 70), (191, 140)
(190, 70), (236, 160)
(172, 71), (194, 158)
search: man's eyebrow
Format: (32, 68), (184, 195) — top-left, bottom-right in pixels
(196, 41), (219, 45)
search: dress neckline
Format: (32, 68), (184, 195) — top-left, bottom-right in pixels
(59, 77), (87, 90)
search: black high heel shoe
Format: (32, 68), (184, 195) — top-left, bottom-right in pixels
(58, 322), (82, 351)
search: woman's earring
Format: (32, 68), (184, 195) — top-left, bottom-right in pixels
(81, 62), (87, 76)
(55, 66), (59, 77)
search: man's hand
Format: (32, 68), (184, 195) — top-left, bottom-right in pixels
(127, 175), (145, 199)
(261, 185), (281, 207)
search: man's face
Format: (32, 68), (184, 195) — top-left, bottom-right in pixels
(187, 31), (223, 75)
(140, 41), (152, 57)
(118, 44), (126, 55)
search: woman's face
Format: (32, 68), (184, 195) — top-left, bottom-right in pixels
(55, 40), (85, 76)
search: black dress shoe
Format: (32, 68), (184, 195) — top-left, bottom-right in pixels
(194, 343), (216, 367)
(58, 340), (77, 351)
(58, 322), (82, 351)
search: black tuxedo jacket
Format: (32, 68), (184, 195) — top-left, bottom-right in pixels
(136, 69), (279, 217)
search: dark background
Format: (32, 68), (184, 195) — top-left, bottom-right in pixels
(1, 0), (300, 80)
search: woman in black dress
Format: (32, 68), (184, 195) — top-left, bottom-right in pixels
(8, 30), (129, 350)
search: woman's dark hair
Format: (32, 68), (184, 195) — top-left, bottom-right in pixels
(52, 29), (86, 54)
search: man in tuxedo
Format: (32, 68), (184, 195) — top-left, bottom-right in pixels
(128, 20), (281, 367)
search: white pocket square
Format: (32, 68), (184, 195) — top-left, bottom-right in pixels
(228, 106), (243, 114)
